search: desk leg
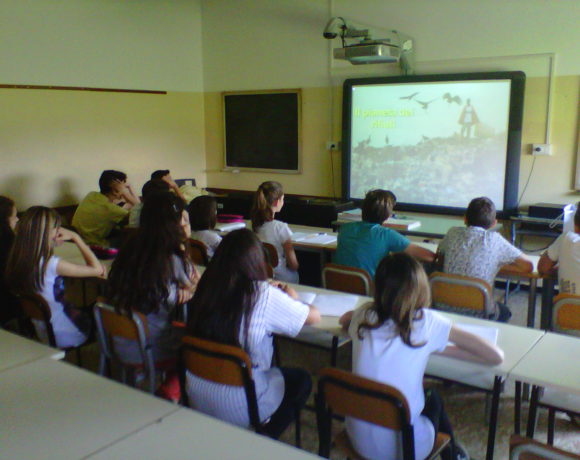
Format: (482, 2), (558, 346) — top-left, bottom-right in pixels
(486, 377), (502, 460)
(514, 381), (521, 434)
(527, 279), (537, 328)
(540, 278), (555, 330)
(526, 385), (541, 438)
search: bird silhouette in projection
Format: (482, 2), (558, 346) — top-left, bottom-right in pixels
(443, 92), (462, 104)
(400, 92), (419, 101)
(416, 98), (437, 110)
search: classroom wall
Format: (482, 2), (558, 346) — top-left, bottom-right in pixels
(201, 0), (580, 207)
(0, 0), (206, 208)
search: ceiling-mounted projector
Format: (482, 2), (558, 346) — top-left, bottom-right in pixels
(323, 17), (414, 73)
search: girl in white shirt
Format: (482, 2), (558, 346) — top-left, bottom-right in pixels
(6, 207), (106, 348)
(187, 195), (222, 259)
(340, 252), (504, 460)
(251, 181), (299, 283)
(186, 229), (320, 438)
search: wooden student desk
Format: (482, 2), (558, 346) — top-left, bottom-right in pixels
(0, 329), (65, 373)
(87, 408), (318, 460)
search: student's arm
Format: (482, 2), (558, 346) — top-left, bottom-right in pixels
(55, 229), (106, 279)
(120, 182), (140, 208)
(339, 310), (354, 331)
(502, 254), (534, 273)
(283, 240), (299, 271)
(276, 283), (320, 325)
(162, 175), (186, 201)
(404, 243), (436, 263)
(441, 324), (504, 365)
(538, 252), (558, 276)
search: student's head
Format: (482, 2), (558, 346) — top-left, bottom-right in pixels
(108, 192), (191, 315)
(151, 169), (171, 181)
(187, 196), (217, 231)
(361, 189), (396, 224)
(5, 206), (62, 294)
(358, 252), (430, 347)
(140, 191), (190, 240)
(141, 179), (170, 201)
(186, 229), (269, 346)
(99, 170), (127, 195)
(465, 197), (496, 229)
(251, 181), (284, 230)
(0, 196), (17, 236)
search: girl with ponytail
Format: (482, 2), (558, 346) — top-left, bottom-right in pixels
(251, 181), (299, 283)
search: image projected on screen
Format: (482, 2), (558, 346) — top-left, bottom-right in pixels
(349, 80), (511, 209)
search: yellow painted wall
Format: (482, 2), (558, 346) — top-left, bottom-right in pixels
(0, 89), (206, 208)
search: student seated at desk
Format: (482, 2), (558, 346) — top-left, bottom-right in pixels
(72, 170), (140, 247)
(6, 207), (106, 348)
(437, 197), (533, 321)
(128, 178), (170, 228)
(0, 196), (19, 327)
(187, 195), (222, 259)
(108, 192), (198, 365)
(538, 205), (580, 293)
(251, 181), (299, 283)
(339, 253), (503, 460)
(150, 169), (187, 202)
(185, 229), (320, 438)
(334, 189), (435, 278)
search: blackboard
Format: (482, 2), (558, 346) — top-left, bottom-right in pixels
(223, 89), (301, 172)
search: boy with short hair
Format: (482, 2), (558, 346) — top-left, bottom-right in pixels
(437, 196), (533, 321)
(151, 169), (186, 202)
(334, 189), (435, 278)
(72, 170), (139, 247)
(128, 179), (171, 228)
(538, 205), (580, 294)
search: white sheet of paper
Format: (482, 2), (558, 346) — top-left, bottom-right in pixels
(296, 291), (316, 305)
(450, 323), (499, 345)
(215, 222), (246, 232)
(301, 234), (337, 245)
(291, 232), (310, 242)
(311, 293), (360, 317)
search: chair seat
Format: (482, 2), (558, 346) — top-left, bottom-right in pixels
(281, 325), (351, 349)
(334, 428), (451, 460)
(540, 387), (580, 413)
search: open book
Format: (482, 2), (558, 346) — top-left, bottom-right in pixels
(296, 291), (360, 317)
(291, 232), (337, 245)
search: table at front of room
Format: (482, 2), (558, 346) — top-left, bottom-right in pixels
(294, 283), (546, 460)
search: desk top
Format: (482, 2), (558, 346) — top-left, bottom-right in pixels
(510, 332), (580, 395)
(87, 408), (318, 460)
(54, 242), (114, 270)
(1, 359), (178, 459)
(0, 329), (65, 372)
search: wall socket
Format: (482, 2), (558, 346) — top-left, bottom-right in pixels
(326, 141), (340, 151)
(531, 143), (551, 156)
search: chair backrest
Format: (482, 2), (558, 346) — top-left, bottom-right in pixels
(18, 293), (56, 347)
(552, 293), (580, 337)
(179, 335), (261, 431)
(93, 302), (156, 391)
(429, 271), (494, 316)
(188, 239), (210, 266)
(322, 263), (373, 296)
(510, 434), (580, 459)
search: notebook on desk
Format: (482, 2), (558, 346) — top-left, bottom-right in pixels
(297, 291), (359, 316)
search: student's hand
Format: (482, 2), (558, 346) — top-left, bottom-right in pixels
(162, 174), (179, 191)
(55, 227), (78, 245)
(177, 287), (194, 305)
(283, 285), (299, 300)
(339, 310), (354, 331)
(97, 263), (107, 279)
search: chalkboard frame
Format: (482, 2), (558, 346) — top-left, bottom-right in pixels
(222, 89), (302, 174)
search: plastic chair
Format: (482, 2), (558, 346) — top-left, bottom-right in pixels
(179, 335), (303, 447)
(510, 434), (580, 459)
(316, 367), (451, 459)
(525, 294), (580, 444)
(93, 302), (160, 394)
(429, 271), (495, 318)
(18, 292), (88, 366)
(188, 238), (210, 266)
(322, 263), (373, 296)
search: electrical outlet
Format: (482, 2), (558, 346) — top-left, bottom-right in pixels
(532, 144), (551, 156)
(326, 141), (340, 151)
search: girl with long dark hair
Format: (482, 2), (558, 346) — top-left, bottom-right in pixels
(340, 252), (504, 460)
(0, 196), (19, 326)
(107, 192), (198, 363)
(5, 206), (105, 347)
(186, 229), (320, 438)
(250, 181), (299, 283)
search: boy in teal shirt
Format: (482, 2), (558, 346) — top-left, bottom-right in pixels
(335, 190), (435, 278)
